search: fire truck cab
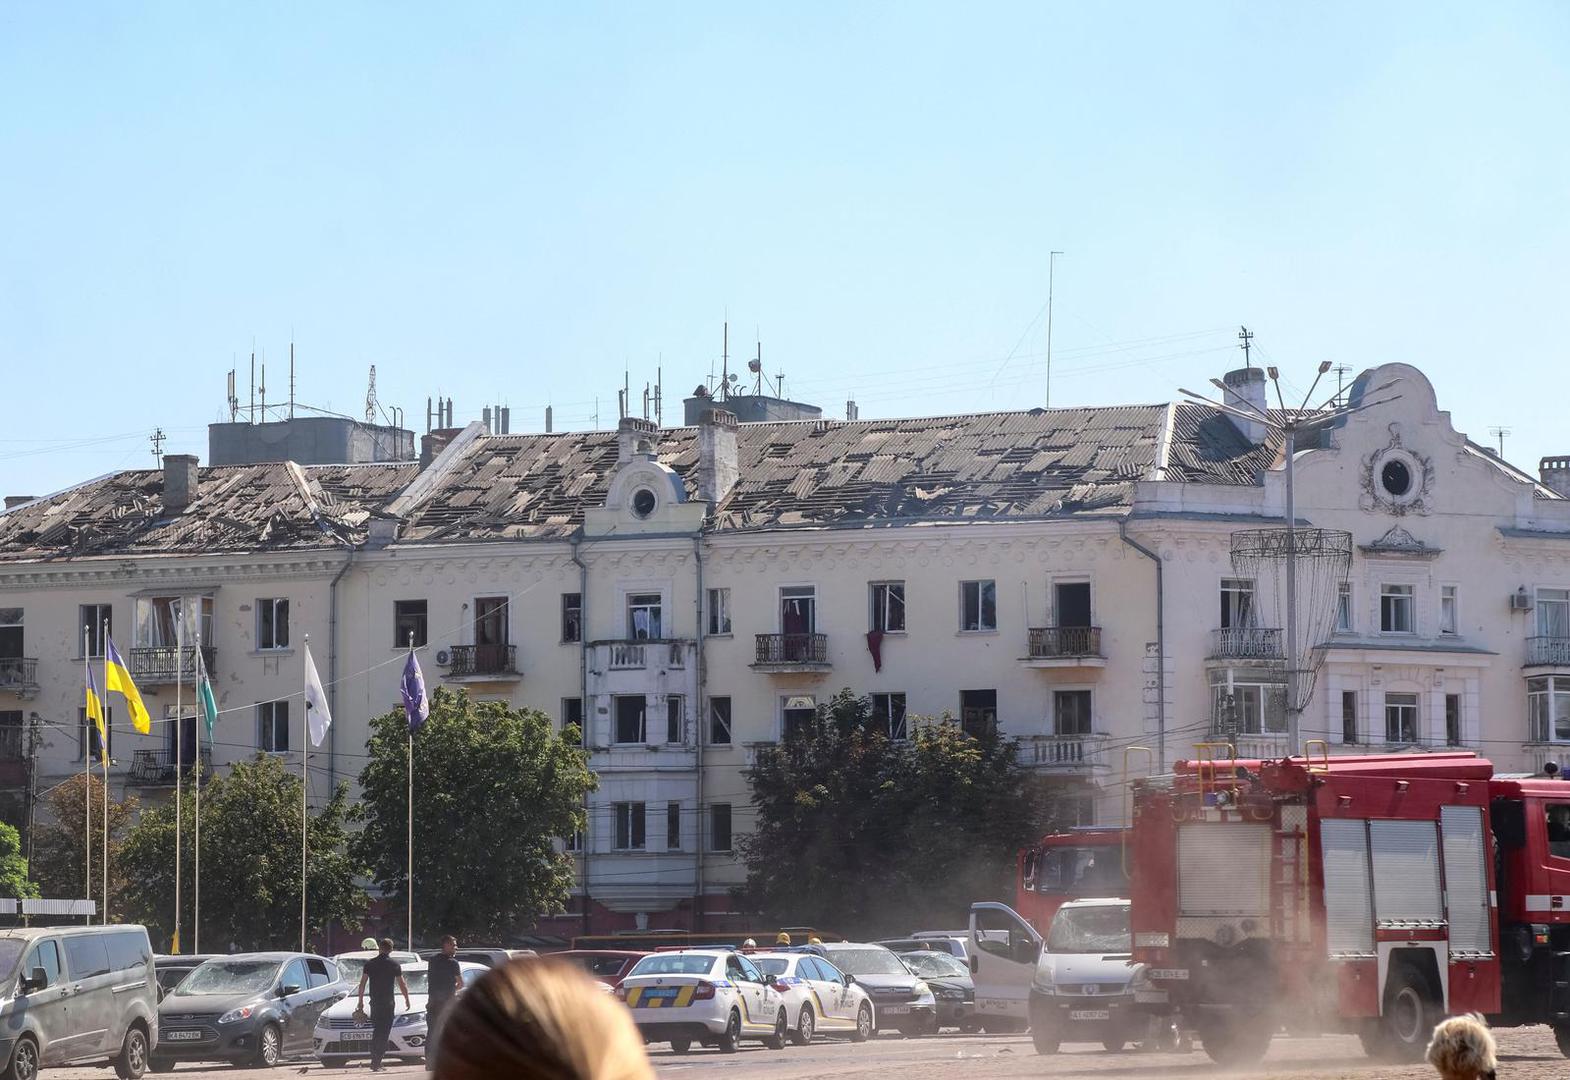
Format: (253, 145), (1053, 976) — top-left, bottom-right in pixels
(1129, 750), (1570, 1065)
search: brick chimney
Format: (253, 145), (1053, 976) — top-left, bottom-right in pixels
(1222, 366), (1269, 445)
(3, 496), (36, 511)
(163, 454), (200, 512)
(420, 427), (462, 467)
(697, 408), (739, 507)
(1541, 456), (1570, 498)
(617, 417), (659, 464)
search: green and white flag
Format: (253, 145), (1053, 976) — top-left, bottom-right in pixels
(195, 646), (218, 746)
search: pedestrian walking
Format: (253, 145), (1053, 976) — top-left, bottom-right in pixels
(355, 937), (411, 1072)
(426, 934), (464, 1063)
(432, 957), (652, 1080)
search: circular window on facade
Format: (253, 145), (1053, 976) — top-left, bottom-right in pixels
(1381, 459), (1413, 497)
(631, 488), (657, 518)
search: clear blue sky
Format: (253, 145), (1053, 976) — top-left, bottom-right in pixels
(3, 2), (1566, 496)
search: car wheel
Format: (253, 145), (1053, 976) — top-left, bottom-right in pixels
(793, 1004), (815, 1046)
(897, 1021), (923, 1039)
(717, 1010), (742, 1053)
(116, 1024), (150, 1080)
(1031, 1022), (1060, 1055)
(1552, 1024), (1570, 1058)
(669, 1039), (691, 1055)
(852, 1003), (873, 1043)
(319, 1056), (352, 1069)
(765, 1008), (788, 1050)
(148, 1059), (175, 1075)
(251, 1023), (282, 1068)
(1101, 1038), (1125, 1053)
(2, 1036), (39, 1080)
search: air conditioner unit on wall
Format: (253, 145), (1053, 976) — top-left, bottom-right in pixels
(435, 648), (452, 666)
(1510, 588), (1534, 612)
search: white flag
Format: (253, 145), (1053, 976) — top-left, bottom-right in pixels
(303, 645), (332, 748)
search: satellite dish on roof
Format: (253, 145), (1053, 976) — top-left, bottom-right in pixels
(748, 359), (762, 374)
(727, 373), (739, 383)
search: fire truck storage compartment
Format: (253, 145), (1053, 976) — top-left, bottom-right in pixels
(1439, 806), (1492, 956)
(1177, 821), (1271, 916)
(1368, 820), (1443, 926)
(1320, 819), (1374, 955)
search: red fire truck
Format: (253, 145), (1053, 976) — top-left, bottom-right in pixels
(1127, 749), (1570, 1066)
(1015, 827), (1126, 933)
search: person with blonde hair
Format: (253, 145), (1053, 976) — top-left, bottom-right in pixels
(432, 957), (654, 1080)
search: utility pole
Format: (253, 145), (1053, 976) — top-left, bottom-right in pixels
(149, 429), (166, 467)
(1045, 251), (1063, 408)
(1333, 364), (1352, 406)
(1238, 326), (1254, 370)
(1489, 427), (1511, 458)
(23, 714), (39, 868)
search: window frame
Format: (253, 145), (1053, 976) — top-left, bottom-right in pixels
(1445, 692), (1463, 747)
(706, 588), (732, 636)
(780, 695), (817, 742)
(1528, 674), (1570, 743)
(1051, 578), (1093, 629)
(1053, 688), (1094, 736)
(393, 599), (428, 649)
(561, 593), (583, 644)
(1335, 582), (1353, 634)
(80, 604), (113, 658)
(473, 595), (510, 646)
(708, 697), (733, 745)
(666, 801), (681, 851)
(258, 700), (291, 754)
(1341, 689), (1359, 745)
(626, 593), (664, 640)
(562, 697), (585, 744)
(959, 689), (998, 738)
(959, 580), (997, 633)
(709, 803), (733, 852)
(1439, 585), (1458, 636)
(613, 696), (648, 745)
(1219, 577), (1257, 630)
(665, 695), (683, 745)
(869, 581), (906, 634)
(613, 802), (647, 851)
(1212, 680), (1287, 735)
(1384, 691), (1420, 744)
(870, 692), (908, 740)
(1380, 583), (1416, 635)
(1538, 587), (1570, 639)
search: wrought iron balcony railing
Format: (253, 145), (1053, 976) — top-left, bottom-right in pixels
(753, 633), (829, 666)
(1026, 626), (1103, 659)
(127, 646), (216, 685)
(0, 657), (39, 694)
(446, 643), (519, 678)
(1526, 636), (1570, 667)
(1209, 627), (1284, 660)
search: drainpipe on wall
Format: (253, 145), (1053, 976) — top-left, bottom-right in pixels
(692, 533), (707, 929)
(570, 532), (591, 935)
(326, 548), (357, 792)
(1118, 521), (1166, 772)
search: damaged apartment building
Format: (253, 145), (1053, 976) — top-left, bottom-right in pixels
(4, 361), (1570, 934)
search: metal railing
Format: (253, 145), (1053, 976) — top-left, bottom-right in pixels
(754, 633), (829, 666)
(128, 646), (216, 685)
(1209, 627), (1284, 659)
(1526, 636), (1570, 667)
(1026, 626), (1102, 659)
(1017, 732), (1109, 768)
(129, 747), (213, 786)
(447, 644), (518, 677)
(605, 641), (687, 670)
(0, 657), (38, 692)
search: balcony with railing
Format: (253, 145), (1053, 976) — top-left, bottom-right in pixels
(751, 633), (831, 674)
(1208, 627), (1284, 661)
(1015, 732), (1110, 772)
(443, 643), (520, 680)
(602, 640), (688, 671)
(128, 747), (213, 786)
(1021, 627), (1105, 669)
(0, 657), (39, 697)
(128, 646), (216, 686)
(1525, 637), (1570, 668)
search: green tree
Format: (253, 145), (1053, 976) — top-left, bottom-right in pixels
(0, 822), (37, 899)
(353, 687), (596, 941)
(30, 774), (135, 914)
(120, 755), (366, 951)
(738, 690), (1058, 938)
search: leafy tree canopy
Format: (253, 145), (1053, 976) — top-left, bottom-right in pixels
(738, 690), (1059, 938)
(0, 822), (37, 900)
(352, 687), (596, 941)
(120, 754), (365, 951)
(30, 773), (134, 915)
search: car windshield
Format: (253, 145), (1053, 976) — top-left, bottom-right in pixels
(175, 960), (280, 996)
(753, 958), (789, 977)
(900, 952), (968, 978)
(629, 955), (715, 977)
(566, 956), (633, 978)
(0, 940), (26, 981)
(1046, 906), (1131, 954)
(825, 949), (907, 976)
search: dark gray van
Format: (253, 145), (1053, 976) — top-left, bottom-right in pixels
(0, 925), (158, 1080)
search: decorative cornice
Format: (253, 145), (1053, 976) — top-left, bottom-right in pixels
(0, 553), (348, 591)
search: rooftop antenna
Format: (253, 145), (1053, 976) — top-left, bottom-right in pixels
(655, 363), (662, 426)
(259, 355), (267, 420)
(149, 428), (166, 467)
(720, 322), (729, 402)
(289, 340), (296, 420)
(1489, 426), (1511, 457)
(249, 350), (256, 424)
(1046, 250), (1064, 408)
(1238, 325), (1255, 370)
(1181, 360), (1401, 755)
(1332, 364), (1352, 406)
(226, 367), (239, 422)
(365, 365), (379, 424)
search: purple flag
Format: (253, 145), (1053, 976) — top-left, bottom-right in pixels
(401, 649), (429, 734)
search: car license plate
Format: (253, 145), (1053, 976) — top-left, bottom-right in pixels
(339, 1031), (372, 1042)
(164, 1031), (202, 1041)
(1148, 968), (1188, 980)
(881, 1005), (910, 1014)
(1069, 1009), (1111, 1021)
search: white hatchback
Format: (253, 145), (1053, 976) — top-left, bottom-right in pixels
(747, 952), (874, 1044)
(619, 950), (789, 1054)
(313, 960), (485, 1065)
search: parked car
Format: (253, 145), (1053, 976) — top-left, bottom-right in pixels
(897, 951), (976, 1032)
(618, 950), (789, 1054)
(554, 950), (647, 989)
(799, 942), (935, 1037)
(330, 949), (419, 987)
(875, 937), (966, 960)
(313, 960), (485, 1066)
(152, 952), (343, 1070)
(1027, 898), (1143, 1054)
(417, 947), (513, 969)
(152, 955), (214, 998)
(0, 924), (159, 1080)
(747, 952), (874, 1044)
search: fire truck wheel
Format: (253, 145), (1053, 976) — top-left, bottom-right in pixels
(1552, 1022), (1570, 1058)
(1196, 1013), (1272, 1066)
(1379, 968), (1439, 1061)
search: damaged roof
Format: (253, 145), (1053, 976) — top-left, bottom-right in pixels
(0, 462), (415, 562)
(0, 404), (1286, 559)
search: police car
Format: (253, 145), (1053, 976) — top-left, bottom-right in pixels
(618, 950), (789, 1054)
(746, 952), (874, 1044)
(313, 960), (485, 1065)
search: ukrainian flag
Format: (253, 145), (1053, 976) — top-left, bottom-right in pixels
(84, 666), (107, 762)
(104, 638), (151, 734)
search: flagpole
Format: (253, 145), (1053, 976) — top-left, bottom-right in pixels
(83, 624), (92, 926)
(101, 619), (110, 925)
(301, 634), (309, 954)
(173, 610), (183, 954)
(407, 633), (415, 952)
(193, 630), (202, 956)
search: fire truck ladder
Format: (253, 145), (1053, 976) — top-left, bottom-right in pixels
(1272, 805), (1310, 944)
(1192, 741), (1241, 807)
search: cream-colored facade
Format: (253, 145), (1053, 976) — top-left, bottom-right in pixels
(3, 361), (1570, 932)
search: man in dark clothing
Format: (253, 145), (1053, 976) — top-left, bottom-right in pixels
(355, 938), (411, 1072)
(424, 935), (464, 1064)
